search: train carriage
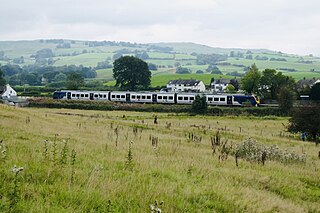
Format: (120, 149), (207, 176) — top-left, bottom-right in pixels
(130, 92), (154, 103)
(156, 93), (176, 104)
(53, 90), (259, 107)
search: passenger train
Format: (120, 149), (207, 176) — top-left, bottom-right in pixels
(53, 90), (259, 106)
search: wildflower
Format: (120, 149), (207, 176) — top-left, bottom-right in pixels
(11, 165), (24, 174)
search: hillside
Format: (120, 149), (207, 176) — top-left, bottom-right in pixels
(1, 39), (320, 87)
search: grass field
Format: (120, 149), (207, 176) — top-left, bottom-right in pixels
(0, 105), (319, 212)
(104, 73), (232, 87)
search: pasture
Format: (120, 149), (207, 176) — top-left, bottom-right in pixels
(0, 105), (319, 212)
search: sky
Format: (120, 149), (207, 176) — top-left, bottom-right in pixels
(0, 0), (319, 55)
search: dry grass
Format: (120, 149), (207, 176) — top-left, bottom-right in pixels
(0, 105), (319, 212)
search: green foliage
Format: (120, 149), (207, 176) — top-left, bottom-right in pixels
(277, 86), (295, 114)
(226, 84), (236, 93)
(113, 56), (151, 90)
(191, 95), (207, 114)
(234, 138), (306, 165)
(310, 83), (320, 100)
(241, 64), (261, 94)
(66, 72), (84, 90)
(175, 66), (191, 74)
(0, 67), (5, 87)
(288, 105), (320, 143)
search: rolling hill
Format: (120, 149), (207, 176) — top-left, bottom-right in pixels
(1, 39), (320, 87)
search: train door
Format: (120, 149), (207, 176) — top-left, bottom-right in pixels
(126, 93), (131, 102)
(152, 94), (157, 103)
(67, 92), (71, 100)
(90, 93), (94, 100)
(227, 96), (232, 105)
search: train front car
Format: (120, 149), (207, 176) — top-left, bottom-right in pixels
(232, 94), (259, 106)
(53, 91), (67, 99)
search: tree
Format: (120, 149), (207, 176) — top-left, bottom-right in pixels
(148, 63), (158, 71)
(113, 56), (151, 90)
(0, 67), (6, 87)
(192, 95), (207, 114)
(310, 83), (320, 101)
(176, 67), (191, 74)
(288, 104), (320, 144)
(54, 73), (67, 82)
(277, 86), (295, 113)
(66, 72), (84, 90)
(226, 84), (236, 93)
(241, 64), (261, 94)
(229, 79), (239, 91)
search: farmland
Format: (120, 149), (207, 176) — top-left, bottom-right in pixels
(0, 104), (319, 212)
(1, 40), (320, 89)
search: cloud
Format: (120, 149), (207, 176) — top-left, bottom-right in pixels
(0, 0), (319, 55)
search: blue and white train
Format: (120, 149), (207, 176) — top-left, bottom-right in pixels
(53, 90), (259, 106)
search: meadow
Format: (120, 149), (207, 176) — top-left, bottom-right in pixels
(0, 104), (319, 212)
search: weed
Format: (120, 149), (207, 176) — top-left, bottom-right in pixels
(150, 200), (164, 213)
(114, 127), (119, 147)
(125, 141), (134, 170)
(43, 140), (49, 160)
(9, 165), (24, 210)
(69, 148), (77, 188)
(0, 140), (6, 162)
(52, 135), (58, 164)
(151, 136), (159, 156)
(234, 138), (307, 166)
(60, 139), (69, 165)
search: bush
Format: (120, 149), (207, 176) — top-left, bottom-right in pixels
(191, 95), (207, 114)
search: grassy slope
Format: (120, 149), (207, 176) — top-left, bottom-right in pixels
(0, 105), (319, 212)
(1, 40), (320, 84)
(104, 73), (230, 87)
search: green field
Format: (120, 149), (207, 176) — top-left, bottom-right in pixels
(104, 73), (231, 87)
(1, 40), (320, 85)
(0, 105), (319, 212)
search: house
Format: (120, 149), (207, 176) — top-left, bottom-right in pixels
(0, 84), (17, 99)
(166, 79), (206, 92)
(297, 78), (320, 89)
(211, 78), (231, 93)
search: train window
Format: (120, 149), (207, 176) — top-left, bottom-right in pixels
(158, 96), (162, 99)
(121, 95), (125, 99)
(76, 94), (80, 97)
(137, 95), (141, 99)
(103, 95), (106, 98)
(81, 94), (84, 97)
(85, 94), (88, 97)
(111, 95), (115, 98)
(168, 96), (173, 100)
(95, 94), (99, 98)
(214, 97), (219, 101)
(178, 97), (182, 100)
(142, 95), (146, 99)
(220, 98), (226, 102)
(208, 97), (213, 101)
(132, 95), (136, 99)
(147, 96), (151, 99)
(190, 97), (194, 101)
(163, 96), (168, 99)
(72, 94), (75, 97)
(184, 97), (188, 100)
(116, 95), (120, 98)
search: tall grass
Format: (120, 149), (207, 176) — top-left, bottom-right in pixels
(0, 104), (319, 212)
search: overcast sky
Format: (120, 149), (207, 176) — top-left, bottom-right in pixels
(1, 0), (319, 55)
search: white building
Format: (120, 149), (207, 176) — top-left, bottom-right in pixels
(166, 79), (206, 92)
(0, 84), (17, 99)
(211, 79), (231, 93)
